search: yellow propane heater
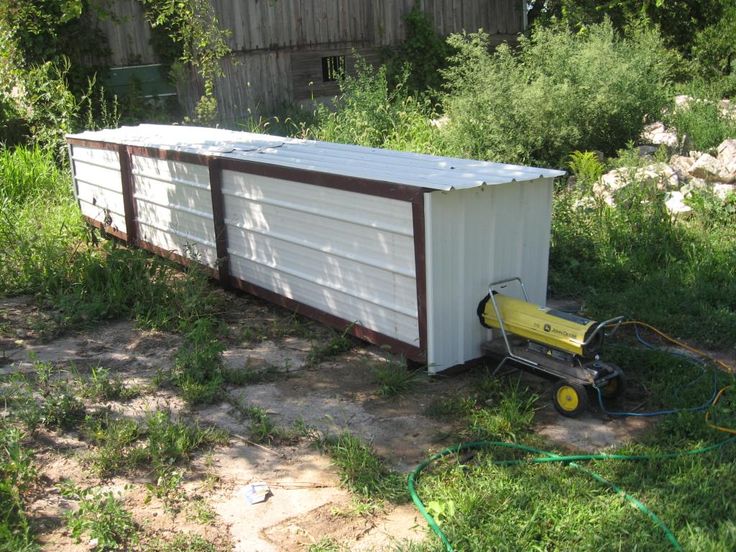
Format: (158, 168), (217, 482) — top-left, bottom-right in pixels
(477, 277), (625, 417)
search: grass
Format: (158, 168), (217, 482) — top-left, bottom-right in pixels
(0, 423), (37, 551)
(549, 178), (736, 349)
(62, 484), (138, 551)
(83, 410), (228, 478)
(319, 432), (407, 503)
(410, 349), (736, 551)
(372, 358), (422, 397)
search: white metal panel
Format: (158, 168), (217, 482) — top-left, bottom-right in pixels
(222, 170), (419, 345)
(69, 146), (125, 233)
(68, 125), (566, 191)
(425, 178), (554, 373)
(131, 155), (218, 268)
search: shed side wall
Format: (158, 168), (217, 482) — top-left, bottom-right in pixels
(221, 169), (420, 346)
(69, 146), (126, 234)
(131, 155), (219, 268)
(425, 179), (553, 372)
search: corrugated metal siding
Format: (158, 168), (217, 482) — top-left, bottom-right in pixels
(131, 156), (218, 268)
(425, 179), (553, 372)
(69, 125), (565, 190)
(69, 146), (127, 234)
(221, 170), (420, 345)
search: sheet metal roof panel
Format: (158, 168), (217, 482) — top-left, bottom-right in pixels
(68, 124), (565, 191)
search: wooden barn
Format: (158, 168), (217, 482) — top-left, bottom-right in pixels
(94, 0), (527, 121)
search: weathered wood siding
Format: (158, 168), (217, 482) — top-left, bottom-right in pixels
(97, 0), (523, 120)
(97, 0), (157, 66)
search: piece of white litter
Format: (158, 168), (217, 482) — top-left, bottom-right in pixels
(243, 482), (271, 504)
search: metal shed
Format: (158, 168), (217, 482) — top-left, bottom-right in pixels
(66, 125), (563, 373)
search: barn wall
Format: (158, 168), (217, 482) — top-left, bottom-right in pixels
(96, 1), (522, 112)
(424, 178), (554, 373)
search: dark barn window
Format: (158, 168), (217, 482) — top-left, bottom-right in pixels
(321, 55), (345, 82)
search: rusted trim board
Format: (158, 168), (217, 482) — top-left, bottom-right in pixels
(126, 145), (210, 166)
(66, 138), (121, 151)
(83, 215), (128, 243)
(118, 145), (137, 245)
(218, 157), (427, 202)
(208, 157), (230, 285)
(229, 276), (426, 363)
(69, 138), (430, 201)
(412, 195), (428, 356)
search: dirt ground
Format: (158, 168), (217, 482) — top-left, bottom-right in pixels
(0, 291), (654, 551)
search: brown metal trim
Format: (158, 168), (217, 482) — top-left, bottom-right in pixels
(229, 276), (426, 362)
(412, 195), (428, 358)
(67, 138), (430, 201)
(118, 145), (137, 245)
(127, 145), (209, 166)
(83, 215), (128, 242)
(66, 137), (121, 151)
(208, 157), (230, 285)
(218, 157), (428, 202)
(136, 239), (219, 279)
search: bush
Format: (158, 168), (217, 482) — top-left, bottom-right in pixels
(440, 21), (677, 167)
(667, 100), (736, 151)
(309, 59), (438, 154)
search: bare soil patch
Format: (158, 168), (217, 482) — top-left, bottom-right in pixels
(1, 293), (651, 550)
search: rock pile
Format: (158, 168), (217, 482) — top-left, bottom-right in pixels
(595, 140), (736, 215)
(593, 95), (736, 214)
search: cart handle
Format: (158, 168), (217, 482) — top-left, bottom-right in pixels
(581, 316), (625, 346)
(488, 276), (529, 302)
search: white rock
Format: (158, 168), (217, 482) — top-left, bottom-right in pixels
(596, 163), (679, 197)
(689, 150), (704, 160)
(641, 122), (679, 148)
(638, 163), (679, 190)
(675, 95), (694, 109)
(669, 155), (694, 179)
(716, 139), (736, 181)
(689, 153), (725, 182)
(713, 183), (736, 200)
(665, 191), (692, 215)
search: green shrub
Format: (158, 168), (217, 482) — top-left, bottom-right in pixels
(309, 59), (438, 154)
(667, 100), (736, 151)
(567, 151), (605, 189)
(383, 4), (453, 97)
(691, 5), (736, 86)
(440, 21), (677, 167)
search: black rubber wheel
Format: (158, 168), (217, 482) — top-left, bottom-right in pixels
(552, 380), (589, 417)
(600, 374), (626, 400)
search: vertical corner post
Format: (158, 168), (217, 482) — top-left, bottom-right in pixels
(118, 144), (138, 245)
(208, 157), (231, 286)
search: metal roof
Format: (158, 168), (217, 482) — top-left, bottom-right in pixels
(68, 124), (565, 191)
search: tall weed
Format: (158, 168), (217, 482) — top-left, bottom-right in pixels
(441, 21), (677, 167)
(309, 60), (438, 154)
(549, 181), (736, 347)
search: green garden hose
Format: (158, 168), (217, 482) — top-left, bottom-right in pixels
(408, 437), (736, 552)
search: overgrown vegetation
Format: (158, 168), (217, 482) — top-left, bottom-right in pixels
(319, 432), (407, 503)
(414, 351), (736, 551)
(2, 2), (735, 549)
(441, 21), (676, 166)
